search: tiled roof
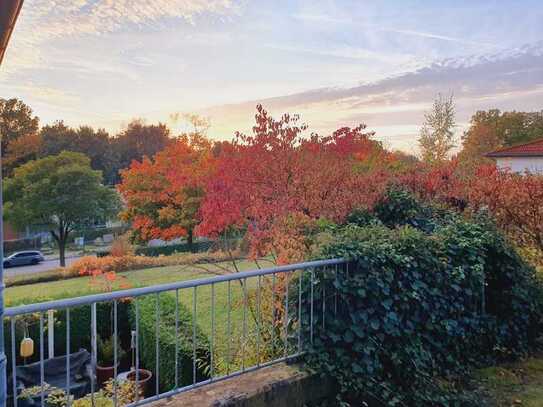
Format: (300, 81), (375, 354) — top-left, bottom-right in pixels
(486, 138), (543, 157)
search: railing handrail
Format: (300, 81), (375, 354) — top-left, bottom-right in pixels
(4, 258), (347, 317)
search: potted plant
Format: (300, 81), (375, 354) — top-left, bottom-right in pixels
(125, 330), (152, 397)
(96, 335), (125, 385)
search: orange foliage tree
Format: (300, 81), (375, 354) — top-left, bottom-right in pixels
(118, 134), (215, 247)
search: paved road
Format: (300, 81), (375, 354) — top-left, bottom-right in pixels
(4, 256), (83, 277)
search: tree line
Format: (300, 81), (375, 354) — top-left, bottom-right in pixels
(417, 93), (543, 166)
(2, 96), (542, 266)
(0, 98), (171, 184)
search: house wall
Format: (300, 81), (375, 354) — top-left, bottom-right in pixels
(3, 221), (24, 240)
(496, 157), (543, 174)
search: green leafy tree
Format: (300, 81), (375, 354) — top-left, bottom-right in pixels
(0, 98), (39, 153)
(40, 122), (120, 185)
(39, 121), (78, 155)
(418, 94), (456, 164)
(458, 109), (543, 169)
(113, 119), (172, 177)
(4, 151), (120, 266)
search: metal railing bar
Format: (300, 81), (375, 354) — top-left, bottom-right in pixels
(334, 264), (338, 315)
(90, 303), (96, 407)
(66, 308), (71, 407)
(226, 280), (231, 375)
(256, 274), (261, 367)
(113, 300), (118, 407)
(297, 271), (302, 353)
(39, 313), (44, 407)
(174, 289), (179, 389)
(310, 269), (314, 345)
(135, 299), (140, 403)
(322, 271), (326, 330)
(5, 259), (347, 317)
(155, 293), (160, 397)
(10, 318), (17, 407)
(283, 275), (289, 358)
(271, 273), (276, 357)
(210, 283), (215, 380)
(192, 286), (197, 385)
(242, 278), (247, 372)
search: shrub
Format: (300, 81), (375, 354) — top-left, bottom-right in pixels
(302, 195), (543, 405)
(109, 233), (134, 257)
(129, 294), (210, 393)
(67, 250), (241, 278)
(6, 250), (244, 288)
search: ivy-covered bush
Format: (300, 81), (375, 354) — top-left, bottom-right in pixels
(302, 189), (543, 405)
(129, 294), (210, 394)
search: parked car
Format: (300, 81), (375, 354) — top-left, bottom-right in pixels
(3, 251), (45, 267)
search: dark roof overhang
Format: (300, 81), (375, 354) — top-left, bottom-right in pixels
(0, 0), (24, 66)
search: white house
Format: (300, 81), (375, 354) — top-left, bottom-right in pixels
(486, 138), (543, 174)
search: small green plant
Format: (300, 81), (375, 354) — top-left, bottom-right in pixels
(71, 391), (113, 407)
(46, 388), (72, 407)
(18, 384), (73, 407)
(97, 335), (125, 367)
(19, 383), (53, 400)
(103, 378), (140, 404)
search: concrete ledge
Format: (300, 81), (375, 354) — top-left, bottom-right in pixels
(148, 363), (333, 407)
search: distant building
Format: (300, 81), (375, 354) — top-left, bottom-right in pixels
(486, 138), (543, 174)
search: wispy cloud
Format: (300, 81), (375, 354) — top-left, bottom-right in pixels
(20, 0), (238, 39)
(293, 13), (494, 47)
(3, 0), (542, 152)
(2, 82), (80, 107)
(197, 43), (543, 151)
(379, 28), (493, 47)
(4, 0), (239, 73)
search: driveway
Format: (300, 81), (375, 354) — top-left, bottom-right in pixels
(4, 255), (83, 277)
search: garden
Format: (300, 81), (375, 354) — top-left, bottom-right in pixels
(3, 104), (543, 406)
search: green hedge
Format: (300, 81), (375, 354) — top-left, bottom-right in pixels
(138, 242), (198, 256)
(129, 294), (210, 393)
(134, 241), (213, 257)
(302, 190), (543, 405)
(77, 225), (130, 242)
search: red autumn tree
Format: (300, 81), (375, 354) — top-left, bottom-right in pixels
(118, 133), (215, 247)
(197, 105), (391, 262)
(399, 158), (468, 211)
(467, 166), (543, 252)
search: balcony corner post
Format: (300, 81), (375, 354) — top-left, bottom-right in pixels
(0, 143), (7, 406)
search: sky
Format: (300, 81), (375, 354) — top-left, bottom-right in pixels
(2, 0), (543, 154)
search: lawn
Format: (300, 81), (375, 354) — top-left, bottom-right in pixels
(5, 258), (278, 375)
(472, 356), (543, 406)
(4, 259), (268, 305)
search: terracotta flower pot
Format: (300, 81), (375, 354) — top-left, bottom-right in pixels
(127, 369), (152, 397)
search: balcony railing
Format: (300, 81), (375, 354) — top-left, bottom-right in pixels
(3, 258), (348, 406)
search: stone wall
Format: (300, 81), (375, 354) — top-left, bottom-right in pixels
(148, 363), (334, 407)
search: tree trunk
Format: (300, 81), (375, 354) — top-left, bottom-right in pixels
(59, 239), (66, 267)
(51, 227), (69, 267)
(187, 228), (194, 252)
